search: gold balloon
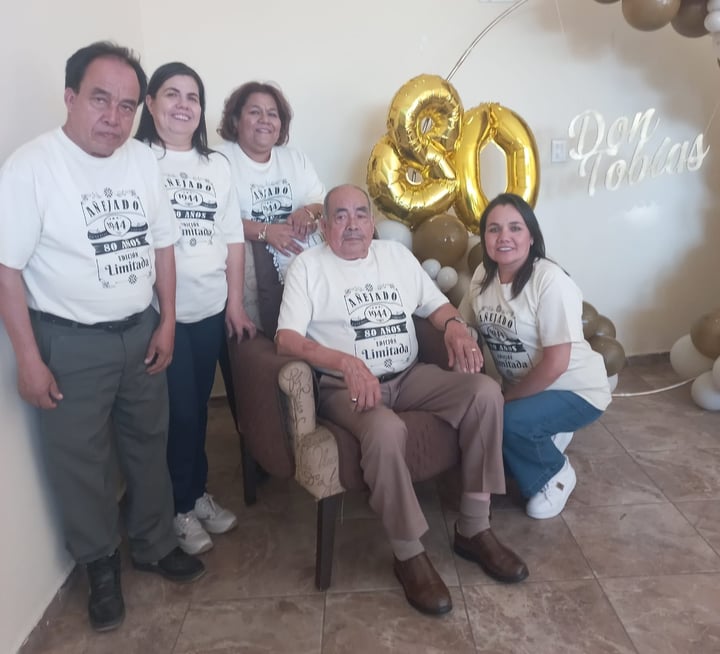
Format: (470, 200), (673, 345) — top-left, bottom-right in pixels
(367, 136), (458, 227)
(594, 314), (617, 339)
(582, 301), (600, 339)
(690, 309), (720, 359)
(454, 103), (540, 233)
(622, 0), (681, 31)
(467, 242), (485, 275)
(387, 74), (463, 167)
(412, 213), (469, 267)
(589, 335), (627, 376)
(671, 0), (708, 38)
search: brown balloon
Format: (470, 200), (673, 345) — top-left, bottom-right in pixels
(589, 335), (627, 376)
(582, 302), (600, 339)
(690, 309), (720, 359)
(671, 0), (708, 38)
(467, 242), (485, 275)
(622, 0), (681, 31)
(594, 314), (617, 339)
(412, 213), (469, 267)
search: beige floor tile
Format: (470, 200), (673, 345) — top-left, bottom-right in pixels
(22, 601), (189, 654)
(601, 574), (720, 654)
(632, 447), (720, 501)
(446, 509), (593, 585)
(675, 500), (720, 554)
(174, 595), (324, 654)
(562, 504), (720, 578)
(323, 588), (474, 654)
(463, 579), (636, 654)
(190, 514), (319, 602)
(567, 453), (667, 508)
(565, 420), (626, 458)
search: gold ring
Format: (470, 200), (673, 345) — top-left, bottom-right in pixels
(471, 348), (477, 352)
(351, 398), (358, 403)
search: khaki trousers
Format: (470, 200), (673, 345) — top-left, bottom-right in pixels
(318, 362), (505, 541)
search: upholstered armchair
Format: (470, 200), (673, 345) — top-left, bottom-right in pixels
(226, 316), (464, 590)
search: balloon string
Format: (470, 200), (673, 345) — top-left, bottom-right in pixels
(704, 96), (720, 136)
(446, 0), (530, 82)
(611, 377), (694, 398)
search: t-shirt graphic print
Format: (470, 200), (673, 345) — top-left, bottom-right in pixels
(477, 303), (532, 380)
(82, 187), (153, 288)
(345, 282), (412, 374)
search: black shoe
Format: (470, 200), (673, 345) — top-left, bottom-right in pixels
(86, 550), (125, 632)
(132, 546), (205, 583)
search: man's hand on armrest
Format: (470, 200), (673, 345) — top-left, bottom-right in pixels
(275, 328), (381, 411)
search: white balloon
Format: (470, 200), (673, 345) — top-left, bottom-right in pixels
(375, 219), (412, 250)
(447, 270), (471, 307)
(421, 258), (441, 280)
(691, 372), (720, 411)
(669, 334), (714, 380)
(712, 356), (720, 391)
(608, 374), (618, 393)
(705, 12), (720, 33)
(436, 266), (459, 292)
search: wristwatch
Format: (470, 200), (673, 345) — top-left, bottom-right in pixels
(444, 316), (466, 331)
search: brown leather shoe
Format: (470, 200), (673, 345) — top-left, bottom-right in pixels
(453, 525), (529, 583)
(393, 552), (453, 615)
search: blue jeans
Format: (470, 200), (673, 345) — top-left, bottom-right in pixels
(503, 390), (602, 498)
(166, 311), (225, 513)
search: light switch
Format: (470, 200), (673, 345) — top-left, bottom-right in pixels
(550, 139), (567, 163)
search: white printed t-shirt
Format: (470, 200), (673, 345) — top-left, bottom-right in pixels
(215, 141), (325, 280)
(462, 258), (611, 410)
(0, 128), (179, 324)
(277, 240), (448, 377)
(152, 146), (244, 323)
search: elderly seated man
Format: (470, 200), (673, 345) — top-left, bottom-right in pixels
(274, 183), (528, 615)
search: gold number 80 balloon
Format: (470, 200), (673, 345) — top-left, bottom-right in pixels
(367, 74), (540, 233)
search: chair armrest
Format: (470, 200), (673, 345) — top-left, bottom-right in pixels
(278, 361), (345, 499)
(228, 334), (345, 499)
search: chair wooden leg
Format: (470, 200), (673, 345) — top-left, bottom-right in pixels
(315, 494), (342, 590)
(239, 435), (257, 506)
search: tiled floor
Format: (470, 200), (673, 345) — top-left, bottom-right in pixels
(19, 358), (720, 654)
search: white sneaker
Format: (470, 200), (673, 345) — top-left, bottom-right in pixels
(526, 457), (577, 520)
(173, 511), (213, 555)
(194, 493), (238, 534)
(551, 431), (574, 454)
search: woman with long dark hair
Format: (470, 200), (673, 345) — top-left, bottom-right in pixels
(136, 62), (256, 554)
(461, 193), (611, 519)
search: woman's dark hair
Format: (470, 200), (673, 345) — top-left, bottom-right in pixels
(134, 62), (212, 157)
(217, 81), (292, 145)
(477, 192), (547, 299)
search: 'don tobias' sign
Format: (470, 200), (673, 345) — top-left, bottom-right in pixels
(568, 108), (708, 197)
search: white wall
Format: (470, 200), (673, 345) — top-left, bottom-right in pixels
(2, 0), (719, 649)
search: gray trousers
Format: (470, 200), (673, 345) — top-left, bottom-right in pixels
(32, 308), (177, 564)
(318, 362), (505, 541)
